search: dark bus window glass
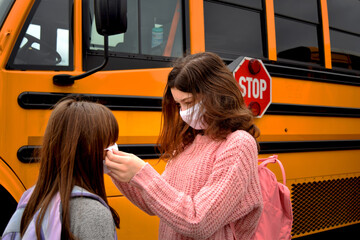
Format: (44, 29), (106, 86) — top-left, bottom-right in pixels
(204, 1), (264, 60)
(330, 30), (360, 71)
(274, 0), (321, 66)
(327, 0), (360, 35)
(218, 0), (262, 10)
(275, 17), (320, 64)
(0, 0), (14, 29)
(89, 0), (183, 58)
(140, 0), (183, 57)
(327, 0), (360, 71)
(7, 0), (72, 70)
(274, 0), (318, 23)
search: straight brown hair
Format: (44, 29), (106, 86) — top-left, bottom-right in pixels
(158, 52), (260, 160)
(20, 98), (120, 239)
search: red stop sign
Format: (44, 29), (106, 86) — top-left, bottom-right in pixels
(232, 57), (272, 118)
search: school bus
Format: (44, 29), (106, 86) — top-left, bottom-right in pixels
(0, 0), (359, 239)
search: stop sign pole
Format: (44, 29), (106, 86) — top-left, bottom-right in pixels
(228, 56), (272, 118)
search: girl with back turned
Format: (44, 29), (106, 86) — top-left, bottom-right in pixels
(3, 98), (120, 239)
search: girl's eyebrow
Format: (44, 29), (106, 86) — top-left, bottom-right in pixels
(174, 96), (192, 103)
(179, 96), (192, 102)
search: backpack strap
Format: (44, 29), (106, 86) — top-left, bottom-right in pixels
(17, 186), (35, 208)
(2, 187), (36, 239)
(2, 207), (26, 239)
(70, 186), (109, 209)
(258, 155), (286, 185)
(230, 222), (238, 240)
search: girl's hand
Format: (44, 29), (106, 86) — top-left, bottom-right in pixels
(105, 149), (146, 182)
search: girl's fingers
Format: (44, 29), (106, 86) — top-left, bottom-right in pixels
(106, 151), (129, 164)
(104, 150), (143, 182)
(112, 149), (132, 156)
(105, 159), (123, 174)
(106, 167), (123, 181)
(107, 171), (116, 179)
(105, 159), (133, 183)
(104, 158), (116, 168)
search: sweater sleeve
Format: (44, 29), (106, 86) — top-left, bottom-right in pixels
(110, 175), (155, 216)
(129, 132), (260, 239)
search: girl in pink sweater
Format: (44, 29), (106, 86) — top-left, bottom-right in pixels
(105, 52), (263, 239)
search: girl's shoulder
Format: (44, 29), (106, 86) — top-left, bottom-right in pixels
(215, 130), (258, 157)
(226, 130), (257, 147)
(69, 197), (115, 239)
(69, 187), (113, 226)
(70, 197), (111, 216)
(213, 130), (258, 166)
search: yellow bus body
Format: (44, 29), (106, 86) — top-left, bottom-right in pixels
(1, 0), (359, 239)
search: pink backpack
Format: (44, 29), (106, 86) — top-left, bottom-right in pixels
(231, 155), (293, 240)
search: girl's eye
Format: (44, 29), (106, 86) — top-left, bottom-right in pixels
(185, 102), (193, 107)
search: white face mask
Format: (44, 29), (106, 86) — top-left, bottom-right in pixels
(103, 143), (118, 174)
(179, 102), (207, 130)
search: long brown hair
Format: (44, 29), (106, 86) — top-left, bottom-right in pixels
(20, 97), (120, 239)
(158, 52), (260, 160)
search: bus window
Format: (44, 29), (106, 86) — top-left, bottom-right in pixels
(218, 0), (262, 9)
(7, 0), (72, 70)
(88, 0), (183, 58)
(204, 0), (265, 60)
(274, 0), (322, 66)
(0, 0), (14, 29)
(327, 0), (360, 71)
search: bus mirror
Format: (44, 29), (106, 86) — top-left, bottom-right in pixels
(53, 0), (127, 86)
(94, 0), (127, 35)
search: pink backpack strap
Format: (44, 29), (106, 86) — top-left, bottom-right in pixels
(258, 155), (286, 185)
(230, 222), (238, 240)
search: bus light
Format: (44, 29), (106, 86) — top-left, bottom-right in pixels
(249, 101), (261, 116)
(248, 59), (261, 74)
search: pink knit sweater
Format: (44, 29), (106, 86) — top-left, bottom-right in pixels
(111, 130), (263, 239)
